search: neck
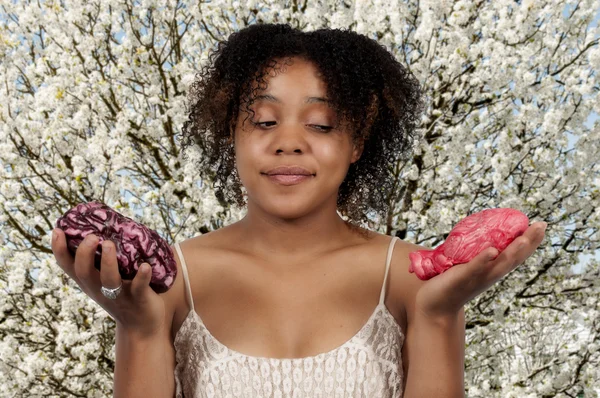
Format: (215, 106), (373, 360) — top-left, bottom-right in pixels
(235, 202), (354, 264)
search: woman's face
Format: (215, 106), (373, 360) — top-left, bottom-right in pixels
(233, 56), (363, 221)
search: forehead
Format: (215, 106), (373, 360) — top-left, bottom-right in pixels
(248, 57), (329, 100)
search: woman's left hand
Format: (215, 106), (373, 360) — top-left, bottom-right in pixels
(414, 221), (548, 322)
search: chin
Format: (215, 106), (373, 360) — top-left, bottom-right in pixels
(253, 197), (316, 220)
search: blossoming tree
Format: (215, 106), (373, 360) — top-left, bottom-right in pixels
(0, 0), (598, 396)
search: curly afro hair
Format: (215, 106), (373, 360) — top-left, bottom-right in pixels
(180, 22), (424, 236)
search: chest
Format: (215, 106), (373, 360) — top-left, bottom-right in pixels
(170, 235), (407, 359)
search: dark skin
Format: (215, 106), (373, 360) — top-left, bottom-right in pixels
(218, 54), (549, 350)
(49, 54), (548, 398)
(164, 56), (412, 360)
(231, 56), (365, 265)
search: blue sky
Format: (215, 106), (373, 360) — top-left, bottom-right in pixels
(1, 3), (598, 277)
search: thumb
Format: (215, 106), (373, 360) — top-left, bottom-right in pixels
(480, 247), (499, 263)
(132, 263), (153, 297)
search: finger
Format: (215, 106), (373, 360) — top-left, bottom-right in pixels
(492, 222), (547, 267)
(100, 239), (124, 294)
(131, 262), (153, 299)
(51, 228), (79, 282)
(471, 246), (499, 278)
(483, 222), (547, 284)
(527, 222), (548, 248)
(74, 233), (101, 292)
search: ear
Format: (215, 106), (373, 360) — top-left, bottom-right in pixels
(350, 138), (364, 164)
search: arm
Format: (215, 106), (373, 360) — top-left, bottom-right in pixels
(397, 216), (546, 396)
(397, 242), (466, 398)
(402, 308), (466, 398)
(113, 325), (176, 398)
(114, 246), (181, 398)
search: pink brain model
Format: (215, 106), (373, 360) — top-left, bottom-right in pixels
(55, 201), (177, 293)
(408, 208), (530, 280)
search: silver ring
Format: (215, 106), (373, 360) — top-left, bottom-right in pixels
(101, 281), (123, 300)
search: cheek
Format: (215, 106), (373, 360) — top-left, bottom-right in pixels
(316, 141), (352, 170)
(321, 145), (340, 159)
(233, 142), (263, 183)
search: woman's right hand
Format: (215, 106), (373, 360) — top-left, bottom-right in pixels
(51, 228), (167, 339)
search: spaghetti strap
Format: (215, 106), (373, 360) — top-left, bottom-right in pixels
(172, 239), (405, 398)
(174, 242), (194, 312)
(379, 236), (399, 305)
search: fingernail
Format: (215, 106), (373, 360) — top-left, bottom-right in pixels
(52, 229), (57, 242)
(102, 241), (111, 252)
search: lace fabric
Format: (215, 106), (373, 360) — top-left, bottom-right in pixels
(172, 237), (405, 398)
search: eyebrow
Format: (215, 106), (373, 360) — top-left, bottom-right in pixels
(254, 94), (332, 105)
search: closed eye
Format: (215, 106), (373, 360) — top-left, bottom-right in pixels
(251, 121), (332, 132)
(311, 125), (333, 131)
(252, 121), (277, 128)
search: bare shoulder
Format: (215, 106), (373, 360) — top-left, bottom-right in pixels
(386, 236), (430, 326)
(383, 236), (430, 390)
(166, 228), (237, 338)
(355, 231), (428, 332)
(164, 231), (217, 339)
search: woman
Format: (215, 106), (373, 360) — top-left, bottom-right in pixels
(52, 22), (547, 398)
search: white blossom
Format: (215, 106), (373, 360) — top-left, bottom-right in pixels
(1, 0), (599, 396)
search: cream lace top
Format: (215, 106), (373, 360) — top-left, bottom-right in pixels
(173, 236), (405, 398)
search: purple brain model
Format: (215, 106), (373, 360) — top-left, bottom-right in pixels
(55, 201), (177, 293)
(409, 208), (530, 280)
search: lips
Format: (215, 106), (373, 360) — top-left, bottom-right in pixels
(263, 165), (314, 176)
(263, 173), (313, 186)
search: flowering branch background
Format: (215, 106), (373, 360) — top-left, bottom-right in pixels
(0, 0), (599, 396)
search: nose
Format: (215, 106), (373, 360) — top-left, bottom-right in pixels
(272, 122), (308, 154)
(276, 147), (302, 154)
